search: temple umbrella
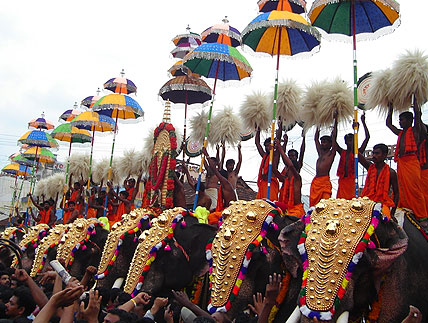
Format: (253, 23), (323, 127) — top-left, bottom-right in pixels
(258, 0), (306, 14)
(168, 60), (200, 78)
(22, 147), (56, 164)
(171, 26), (202, 59)
(71, 111), (116, 215)
(28, 114), (55, 130)
(81, 89), (101, 109)
(59, 108), (82, 122)
(242, 10), (321, 200)
(104, 69), (137, 95)
(11, 154), (36, 214)
(309, 0), (400, 196)
(183, 42), (252, 210)
(1, 163), (32, 177)
(51, 123), (92, 201)
(201, 17), (242, 47)
(159, 74), (212, 158)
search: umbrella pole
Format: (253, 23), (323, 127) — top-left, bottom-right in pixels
(61, 140), (73, 209)
(352, 0), (359, 197)
(14, 174), (26, 220)
(26, 146), (40, 226)
(183, 90), (188, 162)
(103, 115), (119, 217)
(192, 62), (220, 211)
(266, 29), (282, 200)
(8, 175), (18, 226)
(85, 128), (96, 218)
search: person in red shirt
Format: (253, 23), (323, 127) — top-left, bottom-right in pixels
(28, 193), (55, 226)
(63, 201), (80, 224)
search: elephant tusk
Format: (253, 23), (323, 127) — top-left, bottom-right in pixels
(113, 277), (124, 289)
(337, 311), (349, 323)
(286, 306), (301, 323)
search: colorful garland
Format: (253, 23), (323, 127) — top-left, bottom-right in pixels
(206, 208), (280, 314)
(66, 222), (101, 269)
(130, 210), (187, 297)
(94, 216), (150, 280)
(145, 122), (177, 209)
(188, 275), (205, 305)
(37, 240), (61, 274)
(21, 228), (48, 252)
(297, 204), (385, 321)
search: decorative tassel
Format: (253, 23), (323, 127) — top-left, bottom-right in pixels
(164, 245), (171, 251)
(180, 220), (187, 228)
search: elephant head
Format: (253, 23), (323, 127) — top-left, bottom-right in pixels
(17, 224), (50, 271)
(57, 218), (109, 280)
(280, 197), (409, 323)
(206, 199), (300, 320)
(95, 208), (152, 289)
(0, 227), (26, 268)
(123, 207), (217, 297)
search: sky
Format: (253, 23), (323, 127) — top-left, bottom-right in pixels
(0, 0), (427, 195)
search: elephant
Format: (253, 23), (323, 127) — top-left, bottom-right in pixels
(123, 207), (218, 298)
(206, 199), (301, 321)
(16, 224), (50, 271)
(279, 198), (425, 323)
(0, 226), (26, 268)
(95, 208), (153, 289)
(56, 218), (109, 281)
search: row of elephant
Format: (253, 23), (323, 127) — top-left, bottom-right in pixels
(1, 198), (427, 323)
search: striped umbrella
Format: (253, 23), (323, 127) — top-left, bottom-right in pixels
(59, 103), (82, 122)
(183, 42), (252, 209)
(18, 130), (58, 149)
(1, 163), (32, 177)
(28, 114), (55, 130)
(242, 10), (321, 200)
(22, 147), (56, 164)
(171, 26), (202, 59)
(309, 0), (400, 197)
(81, 89), (102, 109)
(258, 0), (306, 14)
(201, 17), (242, 47)
(168, 60), (200, 78)
(104, 69), (137, 95)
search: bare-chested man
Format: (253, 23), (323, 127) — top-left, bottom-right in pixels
(223, 143), (242, 197)
(182, 163), (211, 210)
(310, 114), (338, 206)
(203, 147), (237, 210)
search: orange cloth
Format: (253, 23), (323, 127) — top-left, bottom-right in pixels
(278, 177), (304, 217)
(70, 191), (82, 213)
(336, 177), (356, 200)
(420, 169), (428, 217)
(86, 208), (97, 219)
(419, 139), (427, 166)
(337, 150), (355, 178)
(126, 187), (136, 209)
(63, 210), (72, 224)
(394, 127), (417, 162)
(310, 176), (332, 207)
(257, 154), (279, 201)
(38, 209), (50, 225)
(208, 211), (222, 226)
(396, 155), (427, 219)
(361, 163), (395, 219)
(287, 203), (305, 217)
(216, 186), (224, 212)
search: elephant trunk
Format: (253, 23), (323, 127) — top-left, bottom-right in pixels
(286, 306), (301, 323)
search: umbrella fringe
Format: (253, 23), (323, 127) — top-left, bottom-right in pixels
(172, 33), (202, 44)
(308, 0), (400, 17)
(201, 28), (242, 42)
(93, 104), (144, 118)
(184, 51), (253, 74)
(242, 19), (321, 42)
(159, 83), (212, 96)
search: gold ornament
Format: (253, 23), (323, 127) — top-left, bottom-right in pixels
(123, 207), (185, 294)
(210, 199), (274, 308)
(30, 224), (67, 277)
(305, 198), (375, 312)
(18, 224), (50, 250)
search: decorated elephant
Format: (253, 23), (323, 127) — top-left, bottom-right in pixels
(206, 199), (301, 321)
(279, 197), (426, 323)
(16, 224), (50, 271)
(94, 208), (153, 289)
(56, 218), (109, 280)
(123, 207), (217, 298)
(0, 226), (26, 268)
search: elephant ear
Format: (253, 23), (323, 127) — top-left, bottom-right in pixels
(278, 219), (305, 278)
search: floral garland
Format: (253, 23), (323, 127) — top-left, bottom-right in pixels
(206, 208), (280, 314)
(66, 222), (101, 269)
(94, 216), (150, 280)
(188, 275), (205, 305)
(145, 122), (177, 209)
(297, 204), (385, 321)
(130, 210), (188, 297)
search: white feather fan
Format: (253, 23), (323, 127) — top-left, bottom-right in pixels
(190, 110), (209, 143)
(388, 49), (428, 112)
(93, 158), (122, 185)
(300, 81), (327, 130)
(118, 149), (136, 179)
(240, 91), (271, 132)
(274, 80), (302, 128)
(365, 69), (393, 113)
(46, 173), (65, 199)
(68, 153), (90, 182)
(34, 178), (48, 198)
(210, 107), (243, 146)
(317, 78), (353, 128)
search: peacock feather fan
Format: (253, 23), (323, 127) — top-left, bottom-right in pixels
(239, 91), (271, 132)
(210, 107), (243, 146)
(387, 49), (428, 112)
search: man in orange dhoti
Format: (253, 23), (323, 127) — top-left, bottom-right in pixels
(106, 182), (131, 227)
(255, 129), (279, 201)
(419, 127), (428, 214)
(358, 144), (398, 218)
(310, 115), (338, 207)
(275, 140), (305, 217)
(29, 194), (55, 226)
(387, 105), (427, 222)
(335, 115), (370, 199)
(70, 182), (83, 215)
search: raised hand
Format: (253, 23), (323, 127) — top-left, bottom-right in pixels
(265, 273), (282, 304)
(79, 289), (102, 323)
(248, 292), (265, 316)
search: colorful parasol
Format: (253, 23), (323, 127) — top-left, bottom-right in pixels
(28, 114), (55, 130)
(18, 130), (58, 148)
(104, 69), (137, 95)
(1, 163), (32, 177)
(258, 0), (306, 14)
(59, 108), (82, 122)
(12, 154), (36, 167)
(171, 26), (202, 59)
(21, 146), (56, 164)
(159, 75), (212, 158)
(168, 60), (200, 78)
(201, 17), (242, 47)
(242, 10), (321, 200)
(81, 88), (101, 109)
(183, 42), (252, 210)
(309, 0), (400, 197)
